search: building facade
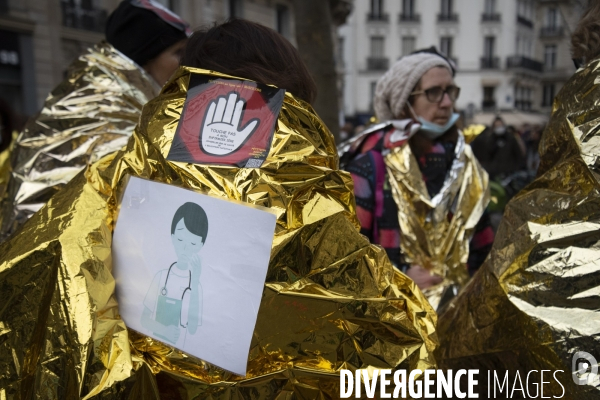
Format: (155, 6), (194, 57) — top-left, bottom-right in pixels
(338, 0), (584, 124)
(0, 0), (294, 116)
(535, 0), (585, 113)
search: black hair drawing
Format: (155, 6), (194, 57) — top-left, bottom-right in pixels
(171, 202), (209, 243)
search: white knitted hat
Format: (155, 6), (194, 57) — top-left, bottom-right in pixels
(373, 53), (453, 121)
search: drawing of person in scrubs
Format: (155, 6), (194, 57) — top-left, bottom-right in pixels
(141, 202), (207, 346)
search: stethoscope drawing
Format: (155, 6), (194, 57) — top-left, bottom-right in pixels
(160, 262), (192, 328)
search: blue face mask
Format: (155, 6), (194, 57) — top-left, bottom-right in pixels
(416, 113), (460, 139)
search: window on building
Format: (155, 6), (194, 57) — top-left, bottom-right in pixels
(484, 0), (496, 15)
(518, 0), (526, 17)
(337, 37), (344, 68)
(370, 81), (377, 111)
(371, 0), (384, 17)
(61, 0), (108, 32)
(515, 85), (532, 111)
(517, 36), (532, 57)
(484, 36), (495, 59)
(517, 0), (533, 20)
(370, 36), (385, 58)
(276, 5), (290, 38)
(402, 0), (414, 17)
(542, 83), (555, 107)
(440, 37), (453, 58)
(483, 86), (496, 109)
(544, 44), (557, 69)
(441, 0), (453, 16)
(545, 7), (560, 28)
(229, 0), (242, 18)
(402, 36), (416, 56)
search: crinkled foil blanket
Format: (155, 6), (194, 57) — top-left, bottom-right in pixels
(0, 67), (437, 399)
(0, 41), (158, 241)
(437, 58), (600, 398)
(339, 124), (489, 312)
(384, 134), (489, 312)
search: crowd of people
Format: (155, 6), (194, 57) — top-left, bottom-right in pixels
(0, 0), (599, 398)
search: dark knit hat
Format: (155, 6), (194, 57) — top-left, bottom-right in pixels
(106, 0), (191, 67)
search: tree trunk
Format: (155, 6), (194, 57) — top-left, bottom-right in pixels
(292, 0), (340, 142)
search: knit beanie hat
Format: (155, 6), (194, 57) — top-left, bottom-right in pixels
(373, 52), (453, 121)
(106, 0), (191, 67)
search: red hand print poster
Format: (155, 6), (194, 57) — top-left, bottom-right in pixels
(167, 74), (285, 168)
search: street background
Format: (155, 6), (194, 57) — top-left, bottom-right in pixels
(0, 0), (586, 140)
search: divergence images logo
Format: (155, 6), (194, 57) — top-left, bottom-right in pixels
(572, 351), (598, 385)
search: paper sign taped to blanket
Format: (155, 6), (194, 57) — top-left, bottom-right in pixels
(112, 176), (277, 375)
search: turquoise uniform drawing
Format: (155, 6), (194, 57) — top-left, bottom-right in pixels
(141, 202), (208, 346)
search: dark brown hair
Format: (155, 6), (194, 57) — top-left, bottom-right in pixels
(181, 19), (317, 104)
(571, 1), (600, 64)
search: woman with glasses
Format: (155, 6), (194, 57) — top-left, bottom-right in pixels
(341, 49), (494, 311)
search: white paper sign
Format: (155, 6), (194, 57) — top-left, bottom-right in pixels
(112, 176), (277, 375)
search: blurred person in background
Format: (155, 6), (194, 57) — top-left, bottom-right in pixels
(339, 121), (355, 141)
(471, 116), (527, 180)
(525, 124), (544, 174)
(471, 117), (529, 231)
(0, 0), (190, 241)
(340, 48), (494, 311)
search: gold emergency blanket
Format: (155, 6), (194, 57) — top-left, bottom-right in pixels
(0, 67), (437, 399)
(436, 58), (600, 398)
(0, 41), (158, 241)
(385, 134), (490, 311)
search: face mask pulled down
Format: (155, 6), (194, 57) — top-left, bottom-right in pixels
(408, 103), (460, 140)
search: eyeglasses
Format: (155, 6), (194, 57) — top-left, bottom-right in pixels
(410, 85), (461, 103)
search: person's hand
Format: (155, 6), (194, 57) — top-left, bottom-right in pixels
(189, 254), (202, 282)
(164, 325), (181, 344)
(201, 92), (259, 155)
(405, 265), (443, 290)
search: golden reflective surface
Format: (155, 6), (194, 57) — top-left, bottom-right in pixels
(437, 59), (600, 398)
(0, 42), (159, 240)
(0, 67), (437, 399)
(385, 134), (489, 310)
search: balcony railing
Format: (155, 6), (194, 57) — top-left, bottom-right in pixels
(367, 57), (389, 71)
(507, 56), (544, 72)
(61, 2), (108, 32)
(517, 15), (534, 28)
(438, 13), (459, 22)
(482, 100), (496, 111)
(481, 13), (501, 22)
(399, 13), (420, 22)
(480, 57), (500, 69)
(540, 26), (564, 38)
(367, 13), (389, 22)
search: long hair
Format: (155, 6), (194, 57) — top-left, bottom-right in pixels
(571, 1), (600, 64)
(181, 19), (317, 104)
